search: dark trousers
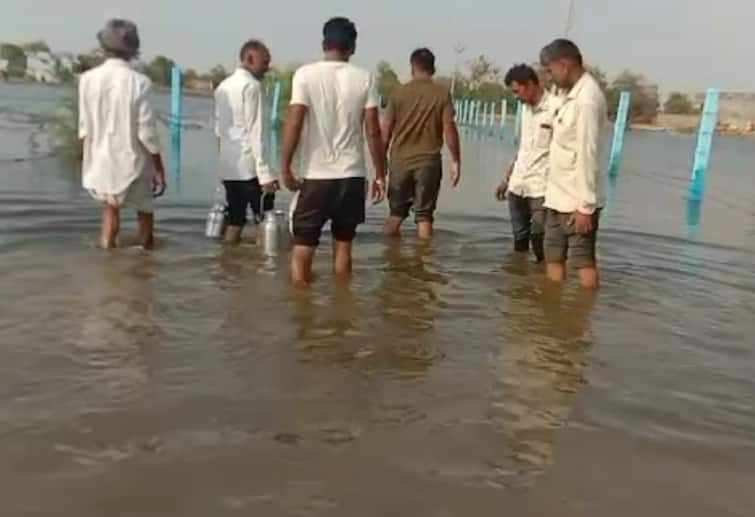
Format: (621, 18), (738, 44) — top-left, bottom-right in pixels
(508, 192), (545, 261)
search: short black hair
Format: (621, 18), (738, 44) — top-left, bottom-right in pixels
(410, 48), (436, 75)
(323, 17), (358, 52)
(504, 64), (539, 87)
(540, 38), (583, 67)
(239, 39), (268, 61)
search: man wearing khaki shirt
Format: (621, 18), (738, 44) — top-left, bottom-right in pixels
(539, 39), (607, 289)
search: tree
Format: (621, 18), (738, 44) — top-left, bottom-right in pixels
(21, 40), (51, 53)
(376, 61), (400, 105)
(147, 55), (175, 87)
(467, 54), (500, 89)
(0, 43), (27, 77)
(74, 49), (104, 74)
(53, 54), (75, 83)
(664, 92), (695, 115)
(207, 65), (229, 89)
(608, 70), (659, 123)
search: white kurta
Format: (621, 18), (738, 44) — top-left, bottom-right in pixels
(78, 58), (160, 197)
(214, 68), (274, 184)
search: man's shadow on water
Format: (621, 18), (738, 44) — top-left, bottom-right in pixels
(488, 280), (597, 484)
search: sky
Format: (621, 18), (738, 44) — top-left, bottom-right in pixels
(1, 0), (751, 93)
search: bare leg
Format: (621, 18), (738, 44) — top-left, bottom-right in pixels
(417, 220), (434, 240)
(384, 215), (403, 237)
(100, 204), (120, 249)
(291, 244), (316, 288)
(224, 225), (242, 244)
(546, 262), (566, 283)
(578, 265), (600, 289)
(138, 211), (155, 249)
(333, 239), (354, 279)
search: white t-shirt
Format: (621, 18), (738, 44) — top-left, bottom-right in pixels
(289, 61), (379, 180)
(78, 59), (161, 195)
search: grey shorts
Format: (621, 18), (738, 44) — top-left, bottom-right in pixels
(388, 162), (442, 222)
(544, 209), (600, 269)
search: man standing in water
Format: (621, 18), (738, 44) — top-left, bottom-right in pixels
(539, 39), (608, 289)
(281, 17), (387, 287)
(381, 48), (461, 240)
(214, 40), (278, 243)
(79, 19), (166, 249)
(495, 64), (560, 262)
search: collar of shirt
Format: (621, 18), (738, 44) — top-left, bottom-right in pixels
(234, 67), (255, 80)
(102, 58), (133, 70)
(566, 72), (591, 101)
(532, 90), (554, 114)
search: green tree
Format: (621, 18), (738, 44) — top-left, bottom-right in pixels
(147, 55), (175, 87)
(467, 54), (500, 88)
(74, 49), (104, 74)
(376, 61), (400, 105)
(608, 70), (659, 123)
(207, 64), (229, 89)
(0, 43), (27, 77)
(21, 40), (51, 53)
(664, 92), (695, 115)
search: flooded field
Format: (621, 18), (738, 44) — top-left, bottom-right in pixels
(1, 82), (754, 516)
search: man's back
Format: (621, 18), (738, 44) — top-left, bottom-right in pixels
(387, 78), (452, 171)
(79, 58), (157, 194)
(291, 61), (377, 179)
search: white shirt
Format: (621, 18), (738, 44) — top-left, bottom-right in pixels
(78, 59), (160, 195)
(289, 61), (379, 180)
(545, 72), (608, 215)
(509, 91), (561, 198)
(214, 68), (274, 184)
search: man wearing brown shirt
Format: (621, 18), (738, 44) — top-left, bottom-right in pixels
(382, 48), (461, 240)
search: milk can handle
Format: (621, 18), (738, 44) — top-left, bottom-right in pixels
(261, 191), (274, 214)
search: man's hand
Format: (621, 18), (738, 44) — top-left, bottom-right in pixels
(450, 160), (461, 188)
(573, 211), (595, 234)
(262, 180), (279, 193)
(152, 170), (167, 198)
(282, 170), (303, 192)
(371, 178), (386, 205)
(495, 180), (508, 201)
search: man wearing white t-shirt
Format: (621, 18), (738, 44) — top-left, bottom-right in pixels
(281, 17), (387, 287)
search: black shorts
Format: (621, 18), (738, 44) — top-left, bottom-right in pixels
(291, 177), (366, 247)
(223, 179), (274, 227)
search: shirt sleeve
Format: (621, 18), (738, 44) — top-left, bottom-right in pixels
(289, 69), (309, 107)
(575, 101), (604, 214)
(365, 72), (379, 109)
(77, 78), (88, 139)
(136, 79), (161, 155)
(244, 83), (274, 184)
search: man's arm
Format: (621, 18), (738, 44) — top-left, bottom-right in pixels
(281, 70), (309, 191)
(365, 106), (387, 181)
(442, 96), (461, 187)
(136, 80), (166, 195)
(575, 101), (603, 215)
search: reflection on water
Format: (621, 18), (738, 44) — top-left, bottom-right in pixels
(490, 282), (594, 480)
(2, 83), (755, 516)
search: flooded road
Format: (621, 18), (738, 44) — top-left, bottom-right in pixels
(1, 83), (755, 516)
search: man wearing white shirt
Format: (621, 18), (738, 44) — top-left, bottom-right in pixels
(214, 40), (278, 243)
(496, 64), (560, 262)
(79, 19), (166, 249)
(539, 39), (608, 289)
(281, 17), (387, 287)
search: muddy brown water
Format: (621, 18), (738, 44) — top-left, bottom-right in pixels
(1, 83), (755, 516)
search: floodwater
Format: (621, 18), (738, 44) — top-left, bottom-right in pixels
(1, 82), (755, 516)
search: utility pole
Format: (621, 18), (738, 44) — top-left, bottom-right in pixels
(565, 0), (576, 37)
(450, 42), (466, 97)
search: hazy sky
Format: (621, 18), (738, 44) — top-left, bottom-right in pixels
(1, 0), (750, 92)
